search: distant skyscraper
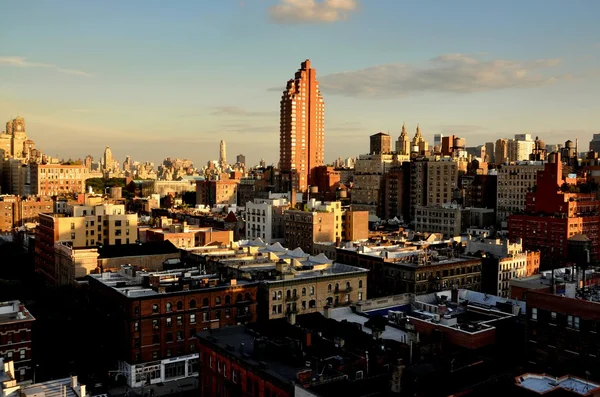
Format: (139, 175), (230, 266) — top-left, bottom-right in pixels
(219, 140), (227, 169)
(279, 59), (325, 192)
(103, 146), (114, 172)
(123, 156), (131, 172)
(236, 154), (245, 166)
(395, 123), (410, 155)
(370, 132), (391, 154)
(485, 142), (495, 163)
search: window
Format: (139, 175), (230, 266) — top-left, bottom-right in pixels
(166, 348), (172, 357)
(152, 335), (159, 344)
(177, 316), (183, 326)
(310, 286), (315, 295)
(216, 296), (221, 305)
(203, 297), (209, 307)
(531, 308), (538, 320)
(115, 220), (122, 227)
(166, 318), (172, 327)
(202, 312), (209, 322)
(346, 281), (351, 289)
(574, 316), (580, 329)
(177, 331), (183, 341)
(272, 291), (277, 301)
(134, 306), (140, 316)
(71, 232), (76, 240)
(166, 302), (173, 312)
(152, 319), (159, 328)
(358, 292), (363, 301)
(19, 349), (25, 359)
(190, 314), (196, 324)
(309, 299), (316, 309)
(225, 308), (231, 318)
(225, 295), (231, 304)
(189, 299), (197, 309)
(237, 294), (243, 302)
(327, 284), (332, 292)
(551, 312), (557, 321)
(277, 291), (282, 300)
(152, 351), (158, 359)
(71, 222), (75, 230)
(176, 301), (183, 311)
(134, 321), (139, 332)
(152, 304), (159, 314)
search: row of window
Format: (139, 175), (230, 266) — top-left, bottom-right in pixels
(139, 293), (253, 315)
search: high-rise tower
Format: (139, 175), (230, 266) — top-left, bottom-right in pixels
(279, 59), (325, 192)
(219, 140), (227, 169)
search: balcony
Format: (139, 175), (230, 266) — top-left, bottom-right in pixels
(285, 295), (299, 302)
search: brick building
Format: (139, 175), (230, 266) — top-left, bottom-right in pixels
(336, 245), (481, 297)
(196, 180), (239, 207)
(29, 163), (86, 196)
(509, 152), (600, 268)
(0, 195), (54, 231)
(87, 266), (259, 387)
(526, 289), (600, 379)
(0, 301), (35, 382)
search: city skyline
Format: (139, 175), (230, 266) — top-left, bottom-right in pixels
(2, 0), (600, 167)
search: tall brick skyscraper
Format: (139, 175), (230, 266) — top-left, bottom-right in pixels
(279, 59), (325, 192)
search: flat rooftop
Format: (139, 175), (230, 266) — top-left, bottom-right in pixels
(0, 300), (35, 325)
(89, 266), (255, 297)
(516, 374), (600, 395)
(196, 326), (301, 386)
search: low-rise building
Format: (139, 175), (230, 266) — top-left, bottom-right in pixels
(245, 197), (290, 243)
(87, 265), (259, 387)
(29, 163), (86, 196)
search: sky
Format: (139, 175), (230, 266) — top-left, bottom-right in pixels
(1, 0), (599, 168)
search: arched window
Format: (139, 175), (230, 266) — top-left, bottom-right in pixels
(235, 293), (243, 302)
(152, 304), (159, 313)
(166, 302), (173, 312)
(310, 286), (315, 295)
(326, 297), (333, 306)
(189, 299), (197, 309)
(286, 290), (291, 298)
(176, 301), (183, 311)
(301, 287), (306, 296)
(327, 284), (332, 292)
(245, 292), (251, 301)
(225, 295), (231, 304)
(202, 297), (209, 307)
(277, 291), (282, 300)
(346, 281), (351, 289)
(309, 299), (316, 309)
(215, 296), (221, 305)
(335, 282), (339, 291)
(358, 280), (363, 288)
(292, 288), (297, 297)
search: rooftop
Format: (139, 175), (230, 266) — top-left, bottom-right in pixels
(516, 373), (600, 395)
(97, 240), (179, 259)
(88, 265), (255, 298)
(0, 301), (35, 326)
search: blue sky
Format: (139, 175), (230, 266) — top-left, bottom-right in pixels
(1, 0), (599, 167)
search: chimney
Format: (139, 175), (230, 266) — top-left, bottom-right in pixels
(323, 305), (331, 319)
(71, 375), (78, 388)
(451, 288), (459, 303)
(79, 385), (86, 397)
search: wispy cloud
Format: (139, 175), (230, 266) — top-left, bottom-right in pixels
(0, 56), (92, 77)
(210, 106), (277, 118)
(269, 0), (358, 24)
(319, 54), (570, 99)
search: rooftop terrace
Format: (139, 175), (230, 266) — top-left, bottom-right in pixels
(0, 301), (35, 325)
(516, 373), (600, 395)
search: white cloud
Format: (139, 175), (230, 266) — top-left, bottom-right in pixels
(0, 56), (92, 77)
(319, 54), (570, 99)
(269, 0), (358, 24)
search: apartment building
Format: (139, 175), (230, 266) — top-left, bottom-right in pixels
(426, 158), (458, 206)
(36, 203), (138, 284)
(495, 161), (544, 226)
(414, 203), (468, 238)
(0, 301), (35, 382)
(245, 197), (290, 243)
(279, 60), (325, 192)
(29, 163), (86, 196)
(87, 266), (259, 387)
(196, 180), (239, 207)
(0, 195), (54, 231)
